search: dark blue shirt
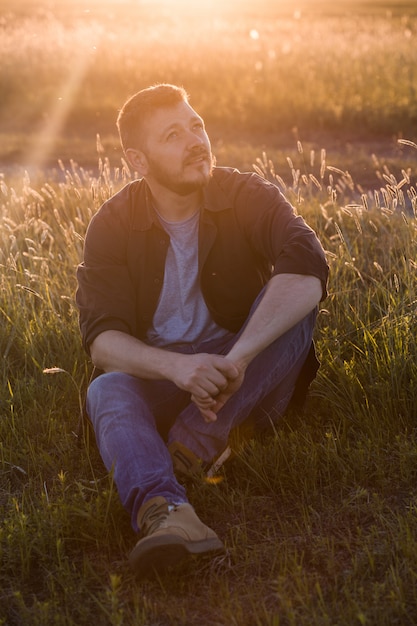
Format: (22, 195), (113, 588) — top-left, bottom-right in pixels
(76, 167), (329, 354)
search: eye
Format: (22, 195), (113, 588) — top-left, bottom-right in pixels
(166, 131), (178, 141)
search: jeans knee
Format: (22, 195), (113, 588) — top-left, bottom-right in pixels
(89, 371), (131, 393)
(87, 371), (135, 416)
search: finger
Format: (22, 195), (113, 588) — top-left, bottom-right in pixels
(191, 394), (216, 408)
(218, 359), (240, 380)
(192, 378), (227, 399)
(201, 408), (218, 423)
(191, 396), (218, 422)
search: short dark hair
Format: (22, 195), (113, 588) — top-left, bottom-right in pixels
(116, 84), (189, 153)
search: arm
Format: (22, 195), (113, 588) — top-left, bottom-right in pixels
(193, 272), (322, 422)
(191, 172), (327, 421)
(227, 273), (322, 367)
(90, 330), (239, 400)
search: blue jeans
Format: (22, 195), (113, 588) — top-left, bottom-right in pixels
(86, 305), (317, 530)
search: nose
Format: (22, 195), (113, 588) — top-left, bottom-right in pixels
(186, 129), (204, 149)
(188, 133), (204, 151)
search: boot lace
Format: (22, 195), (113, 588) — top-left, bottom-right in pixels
(142, 502), (175, 536)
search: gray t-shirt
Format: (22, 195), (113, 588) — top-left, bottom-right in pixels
(146, 210), (229, 348)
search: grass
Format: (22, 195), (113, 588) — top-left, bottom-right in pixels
(2, 0), (417, 623)
(1, 135), (417, 624)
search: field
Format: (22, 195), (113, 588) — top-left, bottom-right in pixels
(1, 0), (417, 624)
(1, 0), (417, 180)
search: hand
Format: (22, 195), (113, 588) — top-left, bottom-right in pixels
(171, 352), (239, 403)
(192, 361), (246, 423)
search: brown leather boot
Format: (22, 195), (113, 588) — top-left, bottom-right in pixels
(169, 441), (233, 479)
(129, 496), (224, 575)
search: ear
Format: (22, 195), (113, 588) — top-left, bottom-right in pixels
(125, 148), (149, 176)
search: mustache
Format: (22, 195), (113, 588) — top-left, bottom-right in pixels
(184, 147), (211, 164)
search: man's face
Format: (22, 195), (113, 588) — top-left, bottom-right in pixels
(138, 101), (213, 195)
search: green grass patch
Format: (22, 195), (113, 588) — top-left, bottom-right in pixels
(1, 135), (417, 623)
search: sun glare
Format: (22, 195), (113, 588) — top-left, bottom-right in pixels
(84, 0), (269, 12)
(17, 0), (322, 172)
(137, 0), (240, 14)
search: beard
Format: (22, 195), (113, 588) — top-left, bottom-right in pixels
(145, 148), (214, 196)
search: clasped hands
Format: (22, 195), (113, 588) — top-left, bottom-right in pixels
(173, 353), (245, 423)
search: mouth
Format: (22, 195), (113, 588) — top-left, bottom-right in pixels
(184, 152), (210, 166)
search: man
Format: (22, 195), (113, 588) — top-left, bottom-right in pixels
(76, 84), (328, 576)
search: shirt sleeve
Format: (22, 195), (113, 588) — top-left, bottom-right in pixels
(76, 200), (137, 354)
(236, 173), (329, 299)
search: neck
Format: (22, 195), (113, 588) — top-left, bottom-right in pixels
(148, 183), (202, 222)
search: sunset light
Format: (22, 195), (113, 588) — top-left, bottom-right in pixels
(2, 0), (417, 623)
(58, 0), (297, 17)
(2, 0), (416, 175)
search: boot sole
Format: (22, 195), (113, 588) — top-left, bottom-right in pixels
(129, 534), (224, 576)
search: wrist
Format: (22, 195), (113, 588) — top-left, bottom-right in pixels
(225, 350), (250, 372)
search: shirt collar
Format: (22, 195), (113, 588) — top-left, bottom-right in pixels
(131, 167), (233, 231)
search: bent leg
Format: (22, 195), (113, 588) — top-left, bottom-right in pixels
(86, 372), (188, 531)
(168, 308), (317, 463)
